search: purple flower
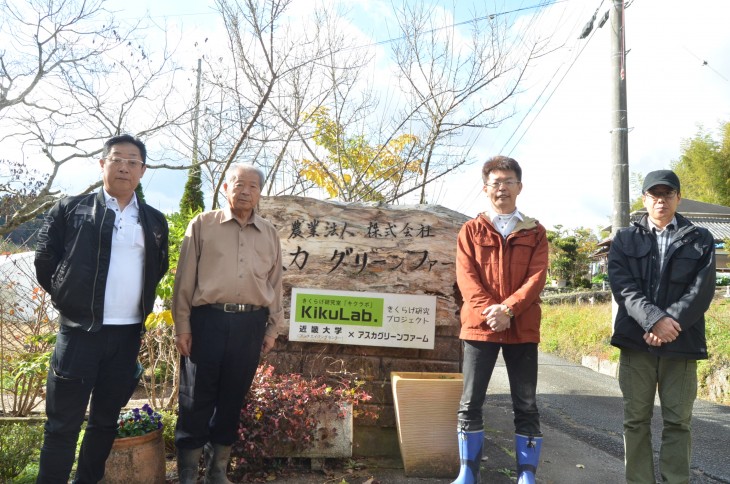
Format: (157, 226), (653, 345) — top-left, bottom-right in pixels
(116, 403), (164, 438)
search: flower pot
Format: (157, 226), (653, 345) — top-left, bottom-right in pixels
(99, 428), (166, 484)
(391, 371), (463, 477)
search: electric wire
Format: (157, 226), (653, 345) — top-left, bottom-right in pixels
(682, 47), (729, 83)
(453, 0), (603, 214)
(505, 17), (601, 155)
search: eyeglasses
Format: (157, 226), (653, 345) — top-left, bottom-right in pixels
(106, 157), (143, 168)
(645, 190), (677, 201)
(485, 180), (519, 189)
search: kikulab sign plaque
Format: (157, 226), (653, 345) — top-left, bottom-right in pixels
(289, 287), (436, 349)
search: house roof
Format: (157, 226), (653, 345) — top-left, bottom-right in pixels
(634, 198), (730, 217)
(601, 199), (730, 241)
(631, 199), (730, 240)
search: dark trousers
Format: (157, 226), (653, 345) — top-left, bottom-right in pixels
(458, 341), (541, 436)
(37, 324), (142, 484)
(175, 306), (268, 449)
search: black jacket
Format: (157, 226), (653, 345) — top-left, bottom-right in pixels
(608, 213), (715, 360)
(35, 190), (169, 332)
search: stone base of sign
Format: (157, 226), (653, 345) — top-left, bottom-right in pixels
(352, 425), (400, 458)
(271, 402), (353, 461)
(264, 324), (462, 458)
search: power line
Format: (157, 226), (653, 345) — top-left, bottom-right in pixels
(682, 46), (729, 83)
(453, 1), (601, 215)
(114, 1), (575, 78)
(364, 0), (570, 49)
(505, 16), (601, 155)
(503, 0), (605, 155)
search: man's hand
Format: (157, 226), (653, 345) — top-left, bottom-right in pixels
(651, 316), (682, 344)
(261, 335), (277, 355)
(482, 305), (511, 332)
(643, 332), (663, 347)
(175, 333), (192, 357)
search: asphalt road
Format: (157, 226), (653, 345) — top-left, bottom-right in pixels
(519, 352), (730, 483)
(272, 351), (729, 483)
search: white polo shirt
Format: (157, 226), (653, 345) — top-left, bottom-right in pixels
(488, 207), (523, 239)
(102, 190), (145, 325)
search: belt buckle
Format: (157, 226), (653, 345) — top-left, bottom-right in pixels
(223, 303), (238, 313)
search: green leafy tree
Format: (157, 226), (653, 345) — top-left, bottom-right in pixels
(155, 210), (201, 307)
(135, 182), (146, 204)
(547, 226), (577, 284)
(299, 108), (423, 203)
(547, 226), (598, 287)
(180, 164), (205, 213)
(671, 122), (730, 206)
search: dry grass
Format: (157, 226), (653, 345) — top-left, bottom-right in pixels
(541, 302), (617, 362)
(540, 298), (730, 404)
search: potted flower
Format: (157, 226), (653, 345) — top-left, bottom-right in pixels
(99, 404), (166, 484)
(116, 404), (163, 437)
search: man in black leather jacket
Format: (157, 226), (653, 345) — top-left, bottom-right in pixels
(34, 134), (169, 483)
(608, 169), (715, 484)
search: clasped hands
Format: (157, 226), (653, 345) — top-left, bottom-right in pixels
(644, 316), (682, 347)
(482, 304), (512, 332)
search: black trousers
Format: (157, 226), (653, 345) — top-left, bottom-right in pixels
(175, 305), (268, 449)
(37, 323), (142, 484)
(458, 341), (541, 436)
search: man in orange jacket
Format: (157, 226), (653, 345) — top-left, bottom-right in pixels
(452, 156), (549, 484)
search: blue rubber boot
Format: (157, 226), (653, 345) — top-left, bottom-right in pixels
(515, 434), (542, 484)
(451, 428), (483, 484)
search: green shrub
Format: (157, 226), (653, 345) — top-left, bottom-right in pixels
(0, 422), (44, 481)
(705, 300), (730, 366)
(591, 273), (609, 284)
(158, 409), (177, 454)
(573, 277), (592, 289)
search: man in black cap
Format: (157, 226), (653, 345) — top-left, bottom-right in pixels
(608, 169), (715, 483)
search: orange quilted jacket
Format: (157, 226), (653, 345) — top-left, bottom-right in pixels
(456, 213), (549, 343)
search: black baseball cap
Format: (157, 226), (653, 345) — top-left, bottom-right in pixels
(642, 170), (680, 193)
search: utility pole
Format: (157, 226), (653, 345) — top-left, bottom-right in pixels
(610, 0), (630, 234)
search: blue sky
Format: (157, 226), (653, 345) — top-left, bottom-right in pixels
(29, 0), (730, 231)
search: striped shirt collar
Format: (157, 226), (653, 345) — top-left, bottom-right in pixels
(647, 216), (677, 234)
(648, 216), (677, 270)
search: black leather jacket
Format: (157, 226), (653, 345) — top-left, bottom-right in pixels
(35, 190), (169, 332)
(608, 213), (715, 360)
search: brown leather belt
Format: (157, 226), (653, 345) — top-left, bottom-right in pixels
(208, 303), (264, 313)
